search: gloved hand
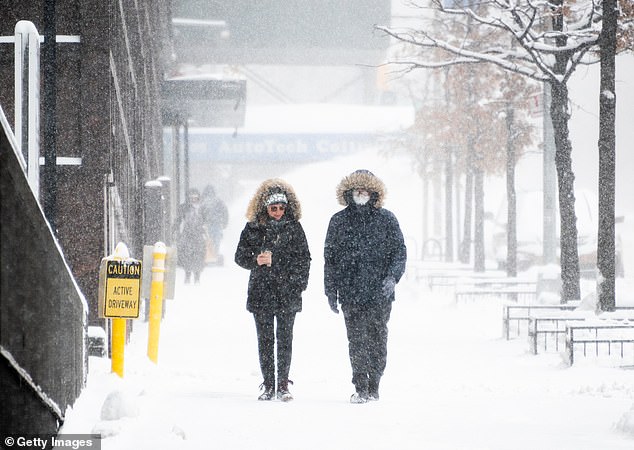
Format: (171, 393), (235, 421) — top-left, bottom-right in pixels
(327, 294), (339, 314)
(381, 276), (396, 297)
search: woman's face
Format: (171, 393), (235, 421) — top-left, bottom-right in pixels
(266, 203), (286, 221)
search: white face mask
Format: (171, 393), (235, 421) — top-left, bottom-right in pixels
(352, 190), (370, 205)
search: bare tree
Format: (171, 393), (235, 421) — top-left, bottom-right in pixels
(597, 0), (618, 311)
(379, 0), (604, 301)
(403, 63), (535, 271)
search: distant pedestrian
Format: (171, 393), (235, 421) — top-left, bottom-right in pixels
(173, 188), (207, 284)
(201, 184), (229, 265)
(324, 170), (407, 403)
(234, 179), (311, 402)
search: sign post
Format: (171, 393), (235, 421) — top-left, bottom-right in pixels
(98, 243), (142, 377)
(111, 317), (126, 378)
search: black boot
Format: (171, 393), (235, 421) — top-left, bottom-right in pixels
(351, 373), (369, 403)
(350, 390), (369, 404)
(277, 379), (293, 402)
(258, 382), (275, 401)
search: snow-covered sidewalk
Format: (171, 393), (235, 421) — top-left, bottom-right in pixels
(61, 265), (634, 450)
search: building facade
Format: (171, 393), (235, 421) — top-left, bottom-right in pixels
(0, 1), (173, 326)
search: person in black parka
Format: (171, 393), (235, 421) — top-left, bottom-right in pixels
(324, 170), (407, 404)
(234, 179), (311, 402)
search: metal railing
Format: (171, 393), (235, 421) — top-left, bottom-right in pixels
(566, 322), (634, 365)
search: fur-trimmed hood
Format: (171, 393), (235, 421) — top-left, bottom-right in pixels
(245, 178), (302, 223)
(336, 170), (386, 208)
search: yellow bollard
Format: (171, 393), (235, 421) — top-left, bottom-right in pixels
(147, 242), (167, 363)
(111, 318), (126, 377)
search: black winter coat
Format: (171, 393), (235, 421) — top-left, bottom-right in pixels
(324, 204), (406, 308)
(235, 219), (311, 314)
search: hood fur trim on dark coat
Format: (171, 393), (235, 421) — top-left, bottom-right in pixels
(246, 178), (302, 223)
(336, 170), (386, 208)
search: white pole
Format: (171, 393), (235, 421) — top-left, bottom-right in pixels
(27, 29), (40, 195)
(14, 20), (40, 197)
(14, 25), (24, 154)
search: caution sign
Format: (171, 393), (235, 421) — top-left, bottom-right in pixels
(98, 259), (142, 318)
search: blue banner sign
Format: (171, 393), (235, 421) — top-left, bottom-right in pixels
(184, 132), (380, 163)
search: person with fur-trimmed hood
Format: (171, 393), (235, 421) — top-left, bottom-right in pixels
(234, 179), (311, 402)
(324, 170), (407, 404)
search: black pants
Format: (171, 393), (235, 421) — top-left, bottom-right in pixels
(253, 311), (296, 389)
(342, 301), (392, 394)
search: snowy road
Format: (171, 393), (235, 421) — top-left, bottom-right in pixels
(62, 265), (634, 449)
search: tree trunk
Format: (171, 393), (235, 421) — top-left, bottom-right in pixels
(445, 146), (454, 262)
(550, 81), (581, 301)
(542, 84), (558, 265)
(505, 105), (517, 277)
(547, 0), (581, 302)
(454, 163), (462, 261)
(474, 167), (485, 272)
(433, 156), (443, 238)
(597, 0), (618, 312)
(460, 143), (474, 264)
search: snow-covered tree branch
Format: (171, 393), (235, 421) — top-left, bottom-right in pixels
(379, 0), (622, 301)
(378, 0), (602, 83)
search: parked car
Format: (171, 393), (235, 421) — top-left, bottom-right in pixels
(490, 189), (624, 276)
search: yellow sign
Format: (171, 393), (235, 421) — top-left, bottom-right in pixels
(99, 259), (142, 318)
